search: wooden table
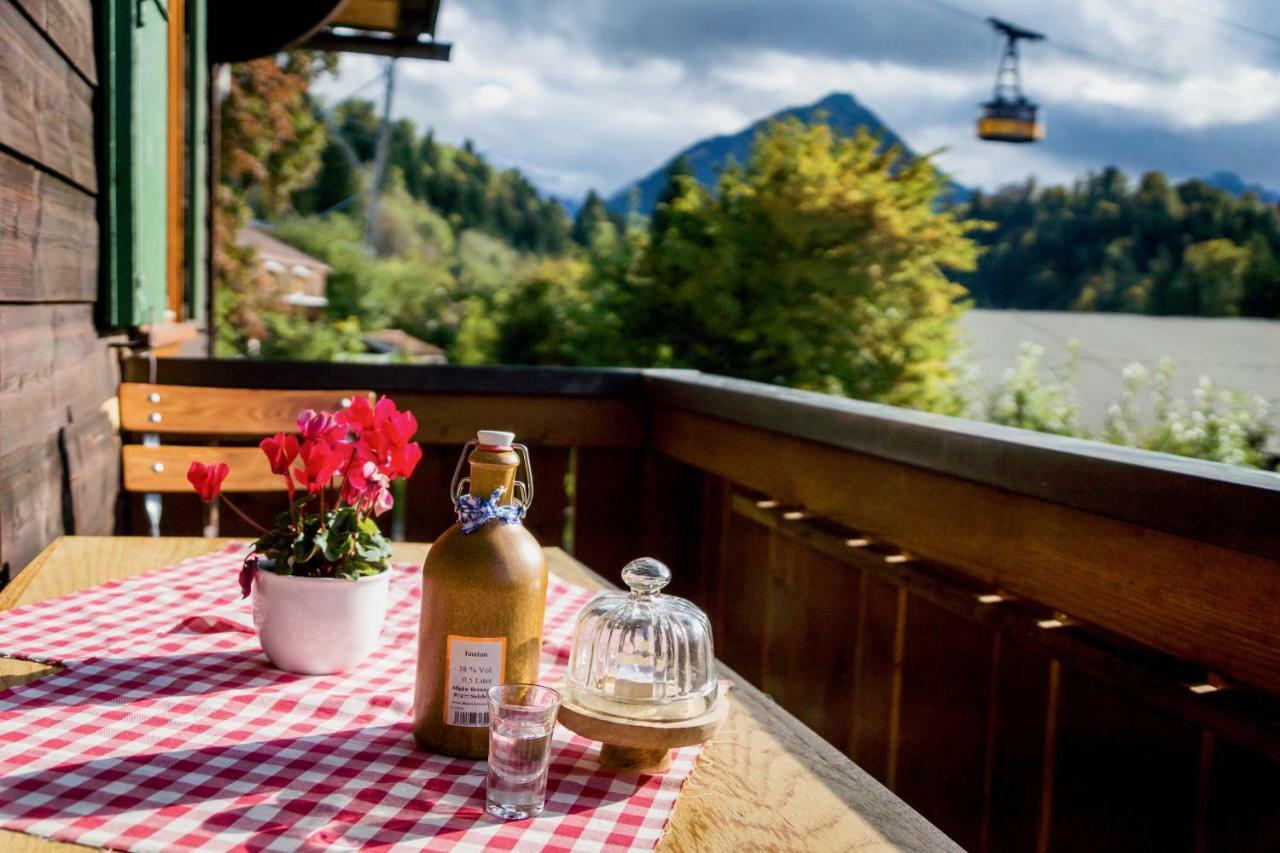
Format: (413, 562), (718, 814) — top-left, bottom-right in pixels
(0, 537), (959, 852)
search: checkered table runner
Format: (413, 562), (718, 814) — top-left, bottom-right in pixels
(0, 544), (702, 852)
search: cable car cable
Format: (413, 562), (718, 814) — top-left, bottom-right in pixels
(896, 0), (1172, 79)
(1161, 0), (1280, 48)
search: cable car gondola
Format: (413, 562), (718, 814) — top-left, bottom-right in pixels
(978, 17), (1045, 143)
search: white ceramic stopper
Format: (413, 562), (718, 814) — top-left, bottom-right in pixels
(478, 430), (515, 448)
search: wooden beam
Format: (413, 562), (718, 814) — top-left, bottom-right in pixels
(167, 0), (186, 321)
(123, 356), (649, 397)
(653, 406), (1280, 698)
(645, 372), (1280, 561)
(396, 393), (645, 447)
(302, 31), (450, 60)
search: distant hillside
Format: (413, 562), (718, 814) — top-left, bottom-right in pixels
(605, 92), (964, 214)
(1203, 170), (1280, 205)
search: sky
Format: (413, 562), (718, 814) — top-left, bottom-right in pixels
(315, 0), (1280, 200)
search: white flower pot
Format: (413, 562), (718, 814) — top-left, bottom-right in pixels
(251, 569), (390, 675)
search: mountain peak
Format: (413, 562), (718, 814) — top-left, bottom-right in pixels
(604, 92), (937, 214)
(813, 91), (860, 109)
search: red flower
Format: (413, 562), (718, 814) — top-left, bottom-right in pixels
(187, 461), (229, 503)
(296, 409), (346, 447)
(336, 396), (375, 435)
(391, 442), (423, 479)
(293, 440), (343, 495)
(259, 432), (299, 476)
(382, 410), (418, 447)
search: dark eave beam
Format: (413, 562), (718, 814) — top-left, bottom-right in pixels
(303, 31), (451, 60)
(397, 0), (442, 38)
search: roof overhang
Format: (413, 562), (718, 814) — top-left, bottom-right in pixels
(302, 0), (451, 61)
(208, 0), (450, 64)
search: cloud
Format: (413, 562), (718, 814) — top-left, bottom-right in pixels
(315, 0), (1280, 197)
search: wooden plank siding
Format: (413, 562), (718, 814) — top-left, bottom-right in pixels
(0, 0), (116, 581)
(0, 0), (95, 191)
(0, 151), (97, 301)
(11, 0), (96, 83)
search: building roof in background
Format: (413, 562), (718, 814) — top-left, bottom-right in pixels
(238, 224), (332, 274)
(363, 328), (446, 357)
(960, 309), (1280, 440)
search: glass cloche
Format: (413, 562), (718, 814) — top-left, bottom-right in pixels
(566, 558), (717, 722)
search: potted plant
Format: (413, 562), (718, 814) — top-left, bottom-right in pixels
(186, 396), (422, 675)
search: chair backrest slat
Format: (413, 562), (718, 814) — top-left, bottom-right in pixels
(123, 445), (286, 493)
(120, 383), (374, 499)
(119, 383), (371, 436)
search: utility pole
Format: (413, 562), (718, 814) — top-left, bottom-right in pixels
(365, 57), (398, 245)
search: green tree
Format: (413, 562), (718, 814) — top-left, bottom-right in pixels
(647, 119), (977, 410)
(1178, 239), (1248, 316)
(215, 51), (338, 357)
(571, 190), (611, 246)
(293, 131), (362, 215)
(960, 167), (1280, 318)
(334, 99), (380, 162)
(499, 119), (978, 411)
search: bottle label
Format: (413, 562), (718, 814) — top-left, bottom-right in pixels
(444, 635), (507, 727)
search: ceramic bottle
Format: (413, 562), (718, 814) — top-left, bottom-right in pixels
(412, 429), (547, 758)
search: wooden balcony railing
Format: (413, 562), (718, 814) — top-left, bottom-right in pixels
(121, 357), (1280, 852)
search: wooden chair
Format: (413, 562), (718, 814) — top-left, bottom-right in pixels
(119, 383), (374, 535)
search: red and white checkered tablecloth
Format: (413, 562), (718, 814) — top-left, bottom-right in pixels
(0, 544), (703, 852)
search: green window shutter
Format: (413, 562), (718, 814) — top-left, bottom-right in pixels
(101, 0), (169, 328)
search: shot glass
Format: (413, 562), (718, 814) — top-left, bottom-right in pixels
(485, 683), (562, 820)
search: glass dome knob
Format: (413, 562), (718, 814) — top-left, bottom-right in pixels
(621, 557), (671, 595)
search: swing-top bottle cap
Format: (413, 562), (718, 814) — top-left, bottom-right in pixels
(477, 430), (515, 449)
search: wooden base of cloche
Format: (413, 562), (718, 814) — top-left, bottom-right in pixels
(554, 681), (730, 774)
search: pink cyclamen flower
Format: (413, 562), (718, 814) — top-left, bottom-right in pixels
(187, 461), (229, 503)
(368, 484), (394, 516)
(296, 409), (346, 446)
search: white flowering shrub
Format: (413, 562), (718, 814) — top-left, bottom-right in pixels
(985, 342), (1084, 437)
(1105, 358), (1273, 468)
(980, 343), (1274, 469)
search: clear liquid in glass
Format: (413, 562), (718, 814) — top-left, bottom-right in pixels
(486, 719), (554, 819)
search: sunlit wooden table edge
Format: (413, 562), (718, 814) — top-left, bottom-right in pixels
(0, 537), (960, 853)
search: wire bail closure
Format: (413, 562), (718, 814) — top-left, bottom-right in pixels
(449, 439), (535, 511)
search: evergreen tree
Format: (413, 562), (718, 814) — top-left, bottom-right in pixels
(388, 118), (423, 198)
(571, 191), (611, 246)
(334, 99), (380, 162)
(293, 133), (361, 215)
(960, 167), (1280, 318)
(649, 156), (694, 238)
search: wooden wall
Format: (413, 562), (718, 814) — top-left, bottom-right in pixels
(0, 0), (120, 584)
